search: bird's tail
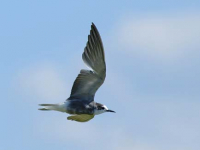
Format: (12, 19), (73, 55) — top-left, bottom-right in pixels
(38, 103), (66, 112)
(38, 104), (59, 111)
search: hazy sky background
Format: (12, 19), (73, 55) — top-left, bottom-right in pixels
(1, 1), (200, 150)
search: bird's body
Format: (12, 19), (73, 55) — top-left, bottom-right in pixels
(40, 101), (108, 115)
(39, 23), (115, 122)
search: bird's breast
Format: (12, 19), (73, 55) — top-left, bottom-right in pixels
(65, 100), (93, 115)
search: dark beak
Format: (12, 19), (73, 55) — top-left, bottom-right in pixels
(106, 110), (116, 113)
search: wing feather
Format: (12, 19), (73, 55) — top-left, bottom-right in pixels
(69, 23), (106, 102)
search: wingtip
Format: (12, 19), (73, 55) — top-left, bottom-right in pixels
(91, 22), (96, 28)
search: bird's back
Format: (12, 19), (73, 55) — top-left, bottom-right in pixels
(65, 99), (94, 115)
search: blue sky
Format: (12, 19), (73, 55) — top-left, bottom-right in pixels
(1, 1), (200, 150)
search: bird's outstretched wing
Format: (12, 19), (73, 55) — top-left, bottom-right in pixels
(67, 114), (95, 122)
(69, 23), (106, 102)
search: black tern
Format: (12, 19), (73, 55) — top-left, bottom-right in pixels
(39, 23), (115, 122)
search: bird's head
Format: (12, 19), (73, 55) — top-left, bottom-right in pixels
(94, 103), (115, 115)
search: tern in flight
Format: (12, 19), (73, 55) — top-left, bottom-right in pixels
(39, 23), (115, 122)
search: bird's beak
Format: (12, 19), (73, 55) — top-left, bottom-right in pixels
(106, 110), (116, 113)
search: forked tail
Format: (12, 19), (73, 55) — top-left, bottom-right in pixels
(38, 103), (66, 112)
(38, 104), (58, 111)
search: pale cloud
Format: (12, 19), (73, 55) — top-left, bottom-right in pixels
(35, 115), (100, 145)
(17, 63), (69, 103)
(115, 13), (200, 60)
(34, 100), (200, 150)
(114, 142), (158, 150)
(35, 114), (160, 150)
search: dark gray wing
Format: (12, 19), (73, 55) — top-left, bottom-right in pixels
(69, 23), (106, 102)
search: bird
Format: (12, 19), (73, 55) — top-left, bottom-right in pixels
(38, 23), (115, 122)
